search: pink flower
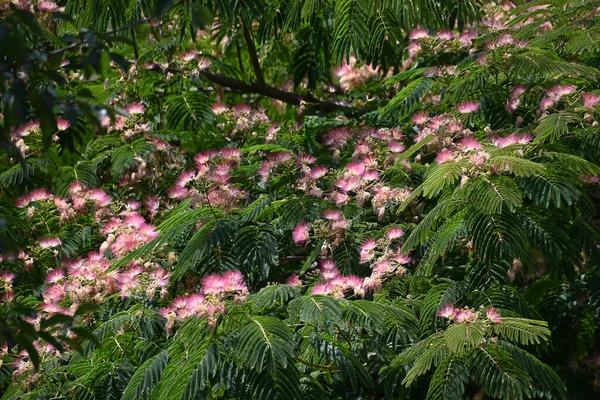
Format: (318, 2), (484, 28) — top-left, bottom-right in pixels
(144, 196), (160, 213)
(39, 237), (62, 249)
(412, 112), (428, 125)
(385, 227), (404, 239)
(549, 85), (575, 98)
(360, 239), (378, 251)
(38, 1), (60, 12)
(409, 28), (429, 40)
(540, 97), (555, 111)
(0, 272), (15, 282)
(346, 162), (367, 177)
(486, 307), (502, 323)
(437, 30), (453, 41)
(181, 50), (199, 62)
(322, 209), (343, 221)
(45, 270), (64, 283)
(292, 222), (310, 244)
(456, 101), (480, 114)
(56, 119), (70, 131)
(88, 189), (111, 207)
(408, 41), (421, 57)
(286, 274), (302, 286)
(459, 137), (482, 151)
(387, 141), (406, 153)
(198, 57), (212, 70)
(211, 103), (228, 114)
(310, 165), (328, 179)
(583, 92), (600, 109)
(438, 304), (456, 319)
(201, 274), (225, 296)
(125, 103), (146, 115)
(436, 149), (456, 164)
(455, 309), (476, 324)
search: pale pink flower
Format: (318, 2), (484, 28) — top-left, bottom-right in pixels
(144, 196), (160, 214)
(320, 259), (337, 270)
(459, 137), (482, 151)
(286, 274), (302, 286)
(292, 222), (310, 244)
(408, 41), (421, 57)
(437, 30), (453, 41)
(486, 307), (502, 323)
(583, 92), (600, 109)
(438, 304), (456, 319)
(321, 267), (340, 280)
(360, 238), (378, 251)
(310, 165), (328, 179)
(198, 57), (212, 70)
(38, 1), (60, 12)
(56, 118), (70, 131)
(549, 85), (575, 98)
(456, 101), (480, 114)
(39, 237), (62, 249)
(346, 162), (367, 177)
(322, 209), (343, 221)
(88, 189), (111, 207)
(0, 272), (15, 282)
(455, 309), (476, 323)
(385, 227), (404, 239)
(45, 270), (64, 283)
(436, 149), (456, 164)
(181, 50), (199, 62)
(201, 274), (225, 296)
(412, 112), (428, 125)
(388, 141), (405, 153)
(125, 103), (146, 115)
(409, 28), (429, 40)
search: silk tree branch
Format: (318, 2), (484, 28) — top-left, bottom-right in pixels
(240, 16), (265, 88)
(201, 71), (359, 115)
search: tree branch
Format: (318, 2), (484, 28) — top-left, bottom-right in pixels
(240, 16), (265, 87)
(201, 72), (359, 115)
(47, 18), (154, 58)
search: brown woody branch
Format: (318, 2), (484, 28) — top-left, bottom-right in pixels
(201, 71), (359, 115)
(240, 16), (265, 87)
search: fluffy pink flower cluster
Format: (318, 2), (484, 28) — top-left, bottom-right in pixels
(100, 212), (159, 258)
(100, 102), (150, 141)
(438, 305), (502, 324)
(582, 92), (600, 109)
(168, 148), (247, 212)
(540, 85), (576, 112)
(0, 272), (15, 302)
(294, 153), (330, 197)
(456, 101), (480, 114)
(358, 230), (410, 291)
(160, 271), (248, 332)
(309, 259), (366, 298)
(334, 57), (378, 92)
(15, 184), (114, 230)
(370, 185), (411, 220)
(485, 33), (527, 50)
(506, 85), (527, 112)
(435, 136), (489, 167)
(41, 251), (171, 316)
(491, 133), (533, 149)
(405, 28), (477, 69)
(412, 113), (466, 144)
(293, 209), (350, 252)
(212, 103), (270, 134)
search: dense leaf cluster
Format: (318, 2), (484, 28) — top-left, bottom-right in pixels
(1, 0), (600, 399)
